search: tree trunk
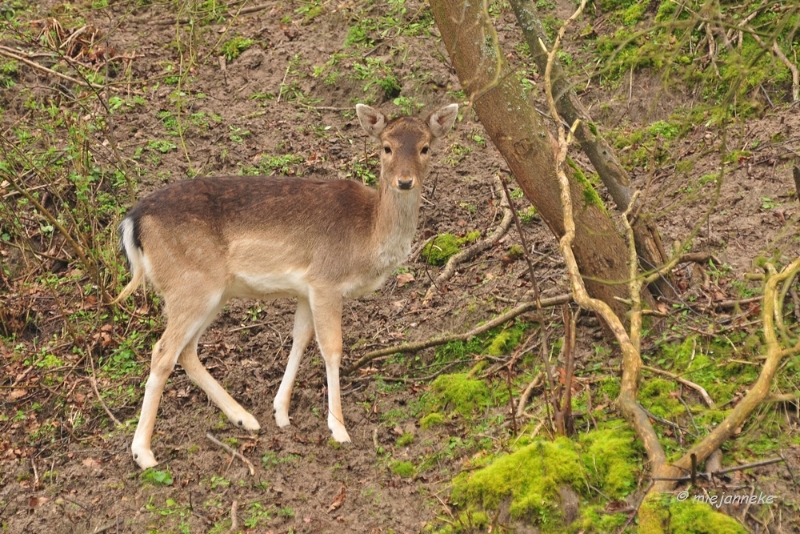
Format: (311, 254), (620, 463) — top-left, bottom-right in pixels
(509, 0), (675, 300)
(430, 0), (640, 318)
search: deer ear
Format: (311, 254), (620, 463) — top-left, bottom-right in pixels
(356, 104), (387, 139)
(427, 104), (459, 138)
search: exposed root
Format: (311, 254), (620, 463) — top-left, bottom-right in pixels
(422, 175), (513, 303)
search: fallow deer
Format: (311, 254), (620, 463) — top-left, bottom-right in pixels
(116, 103), (459, 469)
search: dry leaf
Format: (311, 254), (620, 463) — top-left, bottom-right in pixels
(82, 457), (101, 468)
(396, 273), (415, 287)
(28, 496), (49, 508)
(327, 484), (346, 513)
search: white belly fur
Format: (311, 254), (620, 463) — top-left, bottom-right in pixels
(232, 270), (310, 299)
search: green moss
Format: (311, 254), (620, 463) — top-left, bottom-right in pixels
(596, 376), (620, 399)
(657, 336), (759, 407)
(580, 429), (637, 498)
(566, 157), (605, 212)
(597, 0), (636, 10)
(639, 377), (682, 419)
(451, 438), (586, 523)
(423, 231), (480, 265)
(647, 120), (680, 140)
(506, 244), (524, 259)
(420, 412), (444, 429)
(434, 320), (529, 363)
(486, 322), (527, 356)
(390, 460), (414, 478)
(430, 374), (490, 417)
(396, 433), (414, 447)
(621, 2), (646, 25)
(576, 505), (628, 531)
(640, 494), (748, 533)
(220, 36), (254, 61)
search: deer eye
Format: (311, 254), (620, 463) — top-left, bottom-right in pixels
(421, 146), (429, 155)
(384, 146), (392, 155)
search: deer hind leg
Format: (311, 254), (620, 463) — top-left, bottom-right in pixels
(309, 290), (350, 443)
(179, 327), (261, 432)
(274, 297), (314, 428)
(130, 292), (222, 469)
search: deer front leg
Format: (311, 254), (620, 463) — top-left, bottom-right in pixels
(274, 297), (314, 428)
(309, 290), (350, 443)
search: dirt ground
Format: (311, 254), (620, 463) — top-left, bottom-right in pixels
(2, 0), (800, 533)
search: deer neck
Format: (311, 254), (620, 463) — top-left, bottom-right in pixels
(371, 178), (421, 273)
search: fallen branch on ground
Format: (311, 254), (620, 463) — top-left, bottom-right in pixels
(0, 45), (105, 90)
(88, 350), (123, 427)
(205, 433), (255, 475)
(653, 456), (786, 482)
(343, 293), (572, 375)
(516, 372), (543, 418)
(227, 501), (238, 533)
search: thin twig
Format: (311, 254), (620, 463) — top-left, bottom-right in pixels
(88, 350), (123, 427)
(276, 62), (291, 104)
(0, 46), (105, 90)
(499, 173), (541, 304)
(642, 365), (716, 409)
(228, 501), (238, 533)
(516, 372), (543, 418)
(205, 433), (255, 475)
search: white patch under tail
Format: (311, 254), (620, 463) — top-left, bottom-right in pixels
(114, 217), (146, 303)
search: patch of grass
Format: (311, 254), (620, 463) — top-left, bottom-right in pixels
(243, 502), (272, 528)
(258, 154), (304, 175)
(147, 139), (177, 153)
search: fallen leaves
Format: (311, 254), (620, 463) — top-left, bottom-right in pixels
(396, 272), (415, 287)
(327, 484), (346, 513)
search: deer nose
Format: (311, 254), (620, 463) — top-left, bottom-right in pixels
(397, 178), (414, 190)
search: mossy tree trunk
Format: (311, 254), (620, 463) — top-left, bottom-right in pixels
(430, 0), (645, 318)
(509, 0), (675, 301)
